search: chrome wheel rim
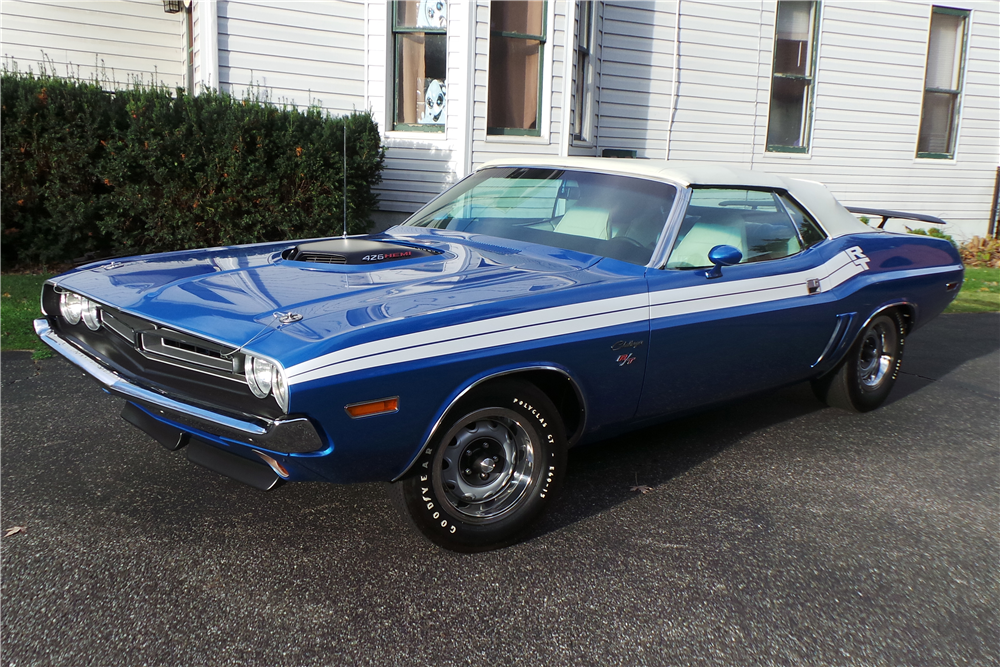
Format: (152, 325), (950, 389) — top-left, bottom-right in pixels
(858, 321), (894, 391)
(437, 408), (535, 521)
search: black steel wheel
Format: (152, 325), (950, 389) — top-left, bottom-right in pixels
(812, 310), (906, 412)
(391, 380), (566, 552)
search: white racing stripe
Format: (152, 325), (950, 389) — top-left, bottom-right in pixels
(289, 305), (648, 385)
(287, 293), (648, 382)
(649, 251), (860, 319)
(286, 248), (961, 385)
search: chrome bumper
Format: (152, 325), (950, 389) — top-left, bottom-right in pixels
(34, 318), (324, 453)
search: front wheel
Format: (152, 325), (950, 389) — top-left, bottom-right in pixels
(811, 310), (906, 412)
(390, 380), (566, 552)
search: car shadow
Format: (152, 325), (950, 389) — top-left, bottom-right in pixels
(532, 381), (822, 537)
(530, 312), (1000, 540)
(886, 312), (1000, 404)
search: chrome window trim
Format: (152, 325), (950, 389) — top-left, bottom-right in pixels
(775, 190), (829, 248)
(648, 184), (693, 270)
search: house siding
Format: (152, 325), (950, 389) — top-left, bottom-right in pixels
(216, 0), (365, 112)
(593, 0), (999, 239)
(5, 0), (996, 237)
(748, 1), (1000, 239)
(1, 0), (184, 87)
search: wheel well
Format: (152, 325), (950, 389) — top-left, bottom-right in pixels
(876, 303), (915, 334)
(476, 369), (585, 445)
(896, 304), (916, 334)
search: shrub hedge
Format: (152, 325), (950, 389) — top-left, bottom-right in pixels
(1, 71), (384, 267)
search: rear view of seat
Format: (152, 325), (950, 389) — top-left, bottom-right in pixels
(666, 210), (747, 269)
(555, 207), (610, 240)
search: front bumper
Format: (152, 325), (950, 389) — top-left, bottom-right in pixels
(34, 318), (325, 455)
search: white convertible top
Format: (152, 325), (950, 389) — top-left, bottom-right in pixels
(479, 156), (874, 238)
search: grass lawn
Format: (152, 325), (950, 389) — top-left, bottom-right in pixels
(1, 266), (997, 358)
(1, 274), (53, 358)
(945, 266), (1000, 313)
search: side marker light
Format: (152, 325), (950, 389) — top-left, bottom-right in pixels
(345, 397), (399, 419)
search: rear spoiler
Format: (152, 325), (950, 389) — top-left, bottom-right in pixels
(845, 207), (947, 229)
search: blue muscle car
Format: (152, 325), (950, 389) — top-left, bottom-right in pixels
(35, 158), (963, 551)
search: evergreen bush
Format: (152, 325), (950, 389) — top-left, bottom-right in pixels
(1, 70), (384, 267)
(906, 226), (956, 247)
(1, 72), (117, 266)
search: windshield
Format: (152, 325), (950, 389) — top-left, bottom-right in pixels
(405, 167), (678, 266)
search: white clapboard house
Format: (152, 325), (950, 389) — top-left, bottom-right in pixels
(3, 0), (998, 238)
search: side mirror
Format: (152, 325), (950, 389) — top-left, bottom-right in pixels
(705, 244), (742, 279)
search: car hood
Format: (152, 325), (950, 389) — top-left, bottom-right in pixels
(50, 229), (628, 367)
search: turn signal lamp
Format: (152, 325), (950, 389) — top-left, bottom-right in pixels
(345, 397), (399, 419)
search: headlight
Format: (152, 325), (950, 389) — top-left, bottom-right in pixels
(245, 355), (289, 412)
(59, 292), (85, 325)
(272, 365), (289, 412)
(245, 355), (272, 398)
(82, 299), (101, 330)
(59, 292), (101, 330)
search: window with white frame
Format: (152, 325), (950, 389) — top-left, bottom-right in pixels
(487, 1), (547, 136)
(572, 0), (595, 142)
(766, 1), (819, 152)
(392, 0), (447, 132)
(917, 6), (969, 158)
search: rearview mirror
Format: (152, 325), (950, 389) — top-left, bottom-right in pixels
(705, 244), (742, 279)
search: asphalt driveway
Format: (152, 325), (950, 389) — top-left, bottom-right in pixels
(2, 314), (997, 666)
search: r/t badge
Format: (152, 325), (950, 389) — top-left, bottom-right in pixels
(616, 353), (636, 366)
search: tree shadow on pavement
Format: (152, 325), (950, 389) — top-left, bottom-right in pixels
(531, 313), (1000, 539)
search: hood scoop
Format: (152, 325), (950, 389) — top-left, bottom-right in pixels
(283, 238), (441, 266)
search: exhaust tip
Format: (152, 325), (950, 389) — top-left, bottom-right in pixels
(254, 450), (290, 478)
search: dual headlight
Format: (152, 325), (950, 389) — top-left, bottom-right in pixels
(59, 291), (102, 330)
(59, 289), (289, 413)
(244, 355), (289, 412)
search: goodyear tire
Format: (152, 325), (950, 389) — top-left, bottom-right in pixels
(391, 380), (566, 552)
(812, 310), (906, 413)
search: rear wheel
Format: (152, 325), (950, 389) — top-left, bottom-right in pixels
(390, 380), (566, 552)
(812, 310), (906, 412)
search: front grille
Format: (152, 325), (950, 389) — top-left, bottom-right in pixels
(295, 252), (347, 264)
(99, 305), (243, 381)
(42, 284), (283, 420)
(101, 308), (154, 342)
(139, 330), (242, 381)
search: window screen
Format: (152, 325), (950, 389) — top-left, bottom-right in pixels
(487, 1), (546, 135)
(917, 7), (969, 158)
(766, 1), (819, 152)
(393, 1), (447, 131)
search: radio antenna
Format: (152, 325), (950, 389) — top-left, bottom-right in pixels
(342, 124), (348, 237)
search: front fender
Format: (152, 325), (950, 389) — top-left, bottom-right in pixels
(390, 361), (586, 482)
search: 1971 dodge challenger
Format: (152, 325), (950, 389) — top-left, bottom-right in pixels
(35, 158), (963, 551)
